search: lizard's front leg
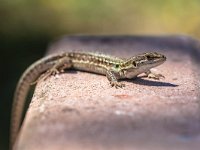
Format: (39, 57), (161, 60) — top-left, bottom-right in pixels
(144, 70), (165, 80)
(106, 69), (125, 88)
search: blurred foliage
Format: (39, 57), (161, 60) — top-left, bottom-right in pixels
(1, 0), (200, 149)
(1, 0), (200, 38)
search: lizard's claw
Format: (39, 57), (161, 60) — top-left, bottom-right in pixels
(110, 81), (125, 88)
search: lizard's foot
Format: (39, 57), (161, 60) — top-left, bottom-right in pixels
(31, 68), (60, 85)
(48, 68), (60, 75)
(110, 81), (125, 88)
(146, 72), (165, 80)
(42, 68), (60, 80)
(144, 70), (165, 80)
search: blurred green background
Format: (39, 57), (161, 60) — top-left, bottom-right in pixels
(0, 0), (200, 149)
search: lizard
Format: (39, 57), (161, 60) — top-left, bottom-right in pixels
(10, 51), (166, 148)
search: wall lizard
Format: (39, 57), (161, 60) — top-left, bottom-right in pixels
(10, 51), (166, 148)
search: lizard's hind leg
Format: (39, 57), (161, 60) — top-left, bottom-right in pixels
(31, 57), (72, 85)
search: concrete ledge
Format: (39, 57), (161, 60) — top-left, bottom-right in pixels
(15, 35), (200, 150)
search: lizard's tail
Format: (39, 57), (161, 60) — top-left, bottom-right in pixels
(10, 53), (66, 149)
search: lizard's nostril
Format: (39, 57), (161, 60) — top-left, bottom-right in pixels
(162, 55), (166, 59)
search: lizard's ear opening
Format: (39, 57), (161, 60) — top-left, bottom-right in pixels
(132, 61), (137, 67)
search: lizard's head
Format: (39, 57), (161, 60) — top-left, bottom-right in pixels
(121, 52), (166, 78)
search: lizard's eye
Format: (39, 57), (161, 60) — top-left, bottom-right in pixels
(146, 55), (154, 60)
(115, 64), (119, 68)
(132, 61), (137, 67)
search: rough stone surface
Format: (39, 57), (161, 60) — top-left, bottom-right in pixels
(15, 36), (200, 150)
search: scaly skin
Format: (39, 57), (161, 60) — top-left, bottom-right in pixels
(10, 51), (166, 149)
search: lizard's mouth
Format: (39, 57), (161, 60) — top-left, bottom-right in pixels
(141, 56), (166, 70)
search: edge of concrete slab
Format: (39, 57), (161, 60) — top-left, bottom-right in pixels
(14, 35), (200, 150)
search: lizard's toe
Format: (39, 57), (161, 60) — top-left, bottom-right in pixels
(110, 81), (125, 88)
